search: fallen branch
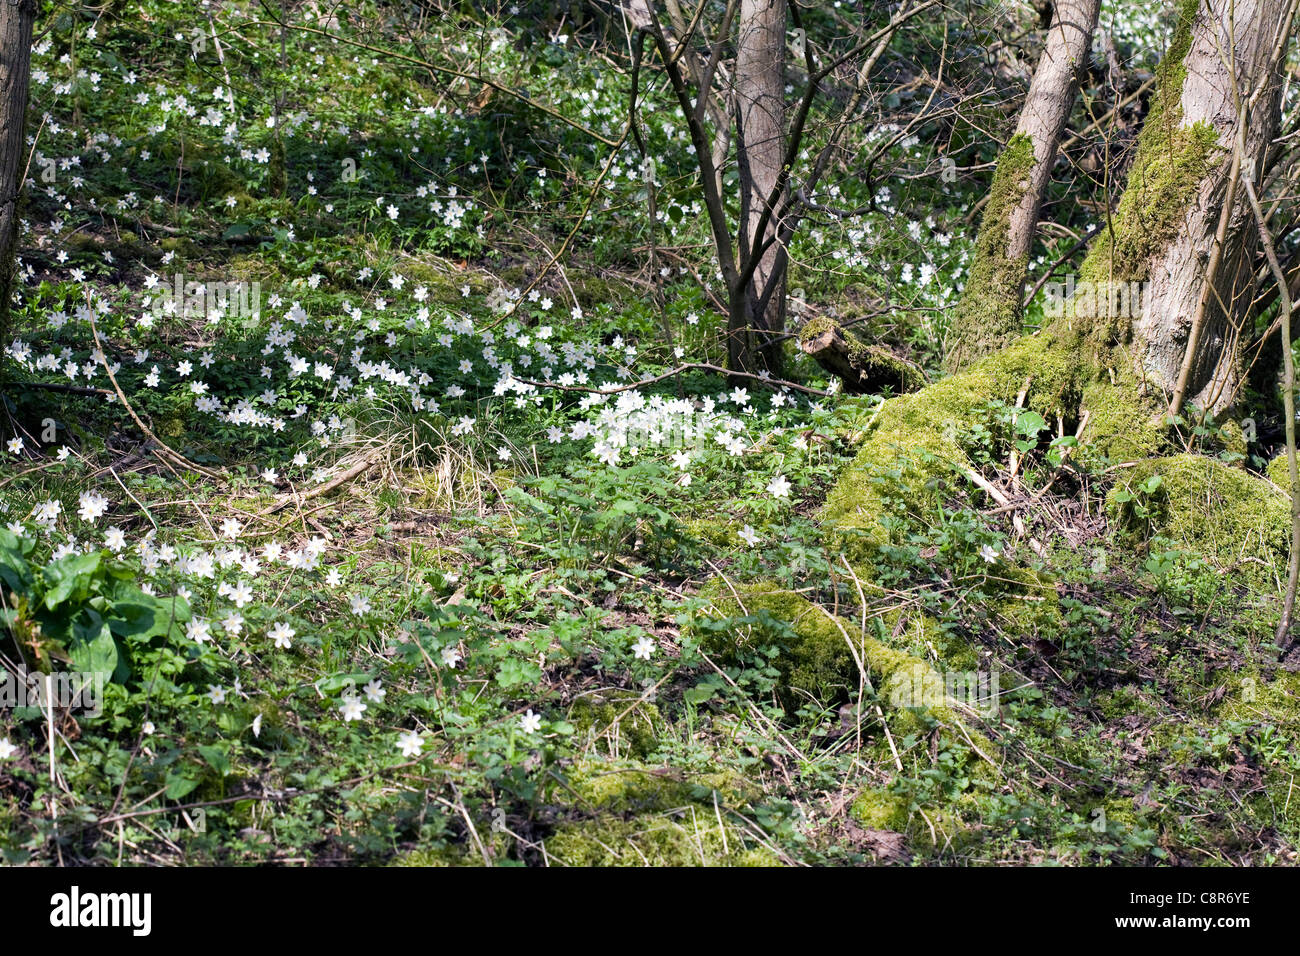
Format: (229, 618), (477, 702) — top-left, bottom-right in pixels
(261, 453), (381, 516)
(14, 380), (112, 398)
(960, 464), (1048, 559)
(797, 320), (924, 395)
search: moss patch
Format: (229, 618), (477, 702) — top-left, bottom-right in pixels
(390, 845), (484, 867)
(696, 579), (954, 718)
(559, 758), (757, 813)
(692, 581), (999, 773)
(1267, 454), (1293, 494)
(1107, 454), (1291, 578)
(990, 564), (1063, 638)
(851, 787), (910, 830)
(682, 517), (748, 549)
(546, 812), (780, 866)
(569, 691), (664, 760)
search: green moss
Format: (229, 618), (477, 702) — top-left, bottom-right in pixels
(559, 758), (758, 813)
(1095, 686), (1163, 722)
(946, 133), (1036, 371)
(799, 316), (924, 393)
(823, 329), (1073, 558)
(399, 259), (492, 302)
(821, 317), (1163, 566)
(693, 581), (999, 773)
(991, 566), (1062, 639)
(490, 468), (518, 493)
(850, 787), (972, 846)
(798, 315), (837, 341)
(568, 694), (665, 759)
(1079, 376), (1164, 462)
(1222, 668), (1300, 723)
(696, 579), (954, 714)
(160, 236), (202, 258)
(1107, 454), (1291, 577)
(851, 788), (910, 830)
(546, 813), (780, 866)
(1267, 454), (1293, 494)
(682, 518), (747, 548)
(390, 845), (483, 867)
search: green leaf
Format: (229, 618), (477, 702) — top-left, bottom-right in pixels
(164, 769), (202, 800)
(0, 538), (30, 593)
(198, 744), (230, 777)
(42, 552), (102, 611)
(68, 616), (119, 680)
(1014, 410), (1047, 437)
(684, 679), (721, 705)
(495, 657), (543, 688)
(108, 584), (190, 642)
(315, 672), (372, 695)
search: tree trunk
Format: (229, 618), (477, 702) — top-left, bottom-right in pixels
(821, 0), (1295, 568)
(1088, 0), (1293, 419)
(732, 0), (787, 377)
(0, 0), (36, 353)
(945, 0), (1101, 371)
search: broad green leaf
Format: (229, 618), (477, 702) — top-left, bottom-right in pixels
(164, 769), (202, 800)
(42, 552), (102, 611)
(68, 616), (119, 680)
(198, 744), (230, 777)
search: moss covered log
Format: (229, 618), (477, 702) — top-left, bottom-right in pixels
(822, 321), (1160, 561)
(798, 316), (925, 394)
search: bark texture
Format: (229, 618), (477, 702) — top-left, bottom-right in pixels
(0, 0), (36, 350)
(732, 0), (787, 376)
(1104, 0), (1292, 417)
(945, 0), (1101, 371)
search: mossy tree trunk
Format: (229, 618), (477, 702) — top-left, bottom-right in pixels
(945, 0), (1101, 372)
(731, 0), (788, 377)
(1084, 0), (1293, 419)
(0, 0), (36, 360)
(826, 0), (1296, 563)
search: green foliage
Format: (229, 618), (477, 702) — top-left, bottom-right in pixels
(0, 0), (1295, 871)
(0, 527), (191, 681)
